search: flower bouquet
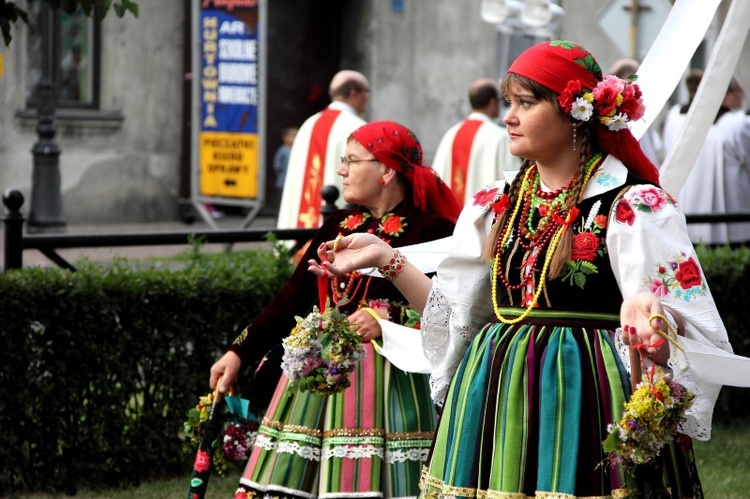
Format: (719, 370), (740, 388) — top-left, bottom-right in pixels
(604, 370), (695, 497)
(281, 303), (365, 396)
(184, 392), (259, 478)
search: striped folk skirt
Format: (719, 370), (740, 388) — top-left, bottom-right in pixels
(419, 311), (703, 498)
(237, 342), (436, 499)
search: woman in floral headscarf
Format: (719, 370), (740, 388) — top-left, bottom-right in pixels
(310, 41), (731, 498)
(209, 121), (460, 498)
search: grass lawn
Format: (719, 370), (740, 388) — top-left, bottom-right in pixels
(21, 467), (243, 498)
(20, 421), (750, 498)
(694, 419), (750, 498)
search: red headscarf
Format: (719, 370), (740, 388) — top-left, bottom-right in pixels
(507, 40), (660, 185)
(350, 121), (462, 223)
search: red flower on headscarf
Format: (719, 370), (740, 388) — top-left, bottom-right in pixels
(618, 82), (645, 121)
(675, 257), (702, 289)
(592, 85), (619, 117)
(557, 80), (585, 113)
(615, 199), (635, 226)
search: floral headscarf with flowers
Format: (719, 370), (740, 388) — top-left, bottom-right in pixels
(350, 121), (462, 223)
(507, 40), (660, 185)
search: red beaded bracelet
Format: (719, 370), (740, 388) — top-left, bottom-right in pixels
(379, 249), (407, 281)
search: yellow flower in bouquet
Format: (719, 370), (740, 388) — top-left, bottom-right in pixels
(604, 372), (695, 466)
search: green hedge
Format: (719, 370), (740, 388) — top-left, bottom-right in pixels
(0, 243), (293, 495)
(694, 245), (750, 423)
(0, 243), (747, 494)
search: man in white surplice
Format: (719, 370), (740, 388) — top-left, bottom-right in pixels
(431, 79), (520, 206)
(675, 77), (746, 245)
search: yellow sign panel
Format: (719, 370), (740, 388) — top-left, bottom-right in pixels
(199, 131), (258, 198)
(0, 54), (4, 78)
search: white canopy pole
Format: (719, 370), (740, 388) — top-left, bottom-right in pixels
(630, 0), (722, 142)
(659, 0), (750, 194)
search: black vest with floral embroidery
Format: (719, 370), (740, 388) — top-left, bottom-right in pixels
(499, 175), (645, 315)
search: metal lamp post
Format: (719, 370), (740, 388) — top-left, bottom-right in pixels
(28, 2), (66, 233)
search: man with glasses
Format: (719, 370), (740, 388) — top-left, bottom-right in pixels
(277, 70), (370, 229)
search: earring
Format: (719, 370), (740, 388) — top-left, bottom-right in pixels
(572, 124), (577, 151)
(379, 178), (385, 185)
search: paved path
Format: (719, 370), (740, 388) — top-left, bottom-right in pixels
(0, 213), (284, 269)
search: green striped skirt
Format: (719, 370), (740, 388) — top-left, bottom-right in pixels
(419, 309), (703, 498)
(238, 342), (436, 498)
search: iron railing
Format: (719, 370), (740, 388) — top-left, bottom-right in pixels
(4, 186), (750, 271)
(2, 186), (340, 271)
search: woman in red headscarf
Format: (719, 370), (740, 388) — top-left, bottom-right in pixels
(310, 42), (731, 498)
(209, 121), (460, 498)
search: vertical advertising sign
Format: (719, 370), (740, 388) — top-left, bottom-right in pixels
(198, 0), (260, 199)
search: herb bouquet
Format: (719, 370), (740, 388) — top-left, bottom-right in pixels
(281, 303), (365, 396)
(604, 367), (695, 498)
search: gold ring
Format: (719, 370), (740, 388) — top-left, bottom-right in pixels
(333, 235), (343, 252)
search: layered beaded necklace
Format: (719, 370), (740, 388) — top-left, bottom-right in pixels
(491, 152), (603, 324)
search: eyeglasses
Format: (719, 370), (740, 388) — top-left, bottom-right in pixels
(340, 156), (379, 168)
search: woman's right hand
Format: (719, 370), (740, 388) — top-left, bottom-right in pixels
(209, 351), (241, 395)
(308, 233), (392, 277)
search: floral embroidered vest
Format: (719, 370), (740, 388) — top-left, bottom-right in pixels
(500, 175), (644, 315)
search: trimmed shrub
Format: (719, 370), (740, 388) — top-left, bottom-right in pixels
(0, 243), (292, 495)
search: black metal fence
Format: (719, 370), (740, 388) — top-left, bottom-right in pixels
(4, 186), (750, 271)
(2, 186), (340, 271)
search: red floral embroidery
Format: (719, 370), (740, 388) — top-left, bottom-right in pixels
(643, 254), (707, 301)
(675, 257), (702, 289)
(380, 214), (406, 236)
(340, 212), (370, 230)
(473, 187), (499, 207)
(615, 199), (636, 225)
(491, 194), (510, 214)
(194, 449), (211, 473)
(562, 204), (604, 289)
(571, 232), (600, 262)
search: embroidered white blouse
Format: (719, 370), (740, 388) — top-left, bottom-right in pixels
(421, 155), (732, 441)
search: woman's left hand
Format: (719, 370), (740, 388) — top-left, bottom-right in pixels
(308, 233), (392, 278)
(620, 291), (671, 363)
(348, 309), (384, 343)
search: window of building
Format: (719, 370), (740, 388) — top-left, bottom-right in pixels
(25, 2), (100, 110)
